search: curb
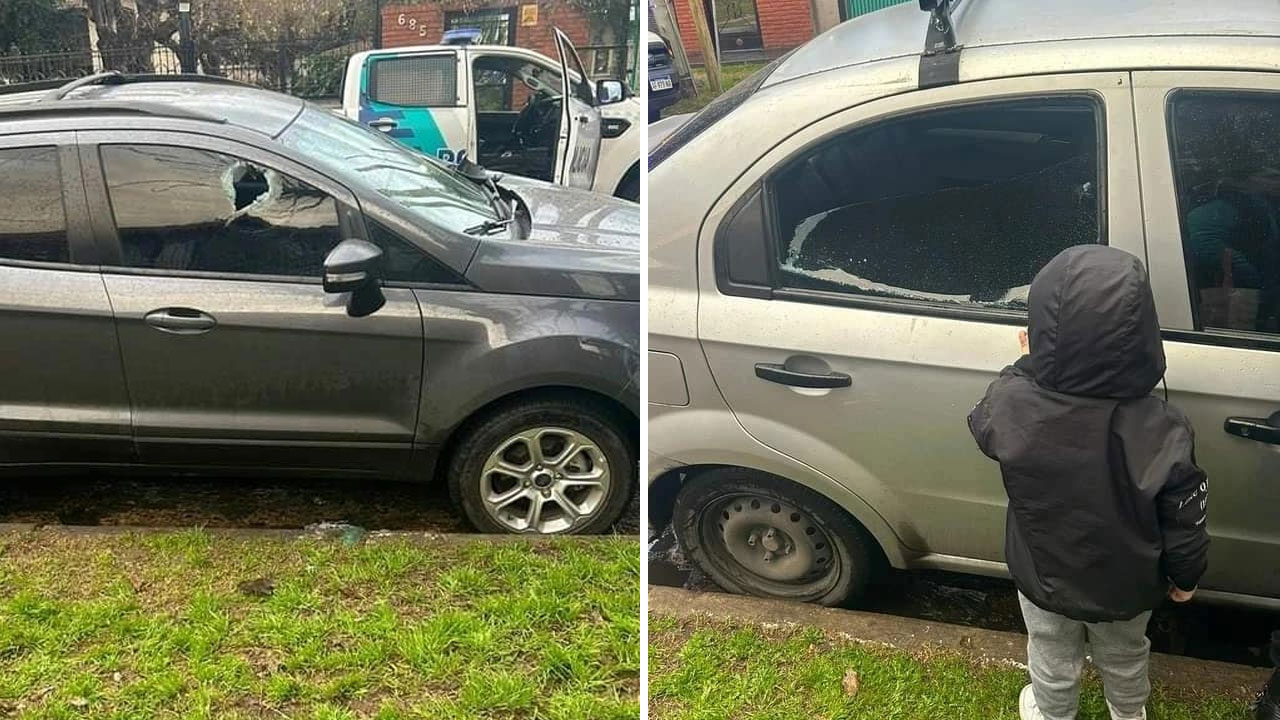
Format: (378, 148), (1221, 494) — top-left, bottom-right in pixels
(0, 523), (631, 544)
(649, 585), (1270, 702)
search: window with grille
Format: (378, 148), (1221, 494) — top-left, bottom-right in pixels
(369, 55), (458, 107)
(444, 9), (517, 45)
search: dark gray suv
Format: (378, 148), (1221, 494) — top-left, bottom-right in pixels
(0, 73), (638, 534)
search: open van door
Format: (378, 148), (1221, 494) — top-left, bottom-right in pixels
(552, 28), (602, 190)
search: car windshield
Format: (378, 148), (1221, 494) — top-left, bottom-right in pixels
(280, 107), (498, 232)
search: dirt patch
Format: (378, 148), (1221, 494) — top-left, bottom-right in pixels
(0, 473), (640, 534)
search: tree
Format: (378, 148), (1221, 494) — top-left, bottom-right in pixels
(0, 0), (86, 54)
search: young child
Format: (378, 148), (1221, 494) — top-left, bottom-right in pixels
(967, 245), (1209, 720)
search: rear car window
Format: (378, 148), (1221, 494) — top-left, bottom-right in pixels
(0, 146), (69, 264)
(1168, 90), (1280, 336)
(648, 52), (789, 169)
(370, 55), (457, 107)
(772, 97), (1103, 310)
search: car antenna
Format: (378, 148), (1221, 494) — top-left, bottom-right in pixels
(918, 0), (965, 89)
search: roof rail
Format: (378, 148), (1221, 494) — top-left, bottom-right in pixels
(0, 79), (70, 97)
(918, 0), (965, 88)
(40, 71), (252, 102)
(0, 100), (226, 124)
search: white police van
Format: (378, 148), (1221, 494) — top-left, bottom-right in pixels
(342, 28), (641, 201)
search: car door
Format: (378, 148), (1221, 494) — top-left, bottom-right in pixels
(1134, 70), (1280, 600)
(358, 48), (470, 163)
(552, 28), (602, 191)
(78, 131), (424, 476)
(697, 73), (1143, 564)
(0, 132), (132, 466)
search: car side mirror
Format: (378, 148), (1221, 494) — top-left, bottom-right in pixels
(597, 79), (626, 105)
(323, 239), (385, 317)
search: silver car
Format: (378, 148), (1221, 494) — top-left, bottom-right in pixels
(0, 73), (638, 535)
(648, 0), (1280, 605)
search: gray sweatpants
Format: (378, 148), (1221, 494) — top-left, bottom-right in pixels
(1019, 593), (1152, 720)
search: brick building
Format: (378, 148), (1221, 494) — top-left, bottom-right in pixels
(665, 0), (815, 63)
(658, 0), (912, 64)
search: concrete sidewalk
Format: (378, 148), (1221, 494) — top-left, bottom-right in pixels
(650, 585), (1270, 702)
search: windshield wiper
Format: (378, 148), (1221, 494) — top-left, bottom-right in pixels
(464, 217), (516, 236)
(453, 154), (511, 220)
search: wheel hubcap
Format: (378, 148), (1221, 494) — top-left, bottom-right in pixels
(479, 427), (610, 534)
(705, 494), (836, 586)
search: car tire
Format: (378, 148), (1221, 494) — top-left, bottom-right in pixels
(673, 468), (875, 606)
(616, 169), (640, 203)
(448, 396), (634, 535)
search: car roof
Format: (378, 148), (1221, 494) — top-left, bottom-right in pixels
(0, 77), (305, 136)
(354, 43), (549, 61)
(766, 0), (1280, 87)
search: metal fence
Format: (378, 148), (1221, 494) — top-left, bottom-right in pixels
(1, 38), (633, 97)
(842, 0), (912, 21)
(579, 44), (635, 81)
(0, 39), (371, 99)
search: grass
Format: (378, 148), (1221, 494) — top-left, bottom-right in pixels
(0, 529), (639, 719)
(665, 62), (769, 116)
(648, 616), (1251, 720)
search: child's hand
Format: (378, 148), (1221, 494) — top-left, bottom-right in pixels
(1169, 584), (1196, 603)
(1018, 330), (1029, 355)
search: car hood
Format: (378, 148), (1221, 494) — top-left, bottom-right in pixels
(464, 176), (640, 301)
(649, 113), (692, 152)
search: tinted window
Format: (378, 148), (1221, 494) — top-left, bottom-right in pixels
(370, 55), (457, 107)
(1170, 91), (1280, 335)
(0, 146), (69, 264)
(102, 145), (343, 277)
(773, 98), (1103, 309)
(368, 220), (466, 285)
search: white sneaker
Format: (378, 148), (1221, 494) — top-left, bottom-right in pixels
(1106, 699), (1147, 720)
(1019, 684), (1047, 720)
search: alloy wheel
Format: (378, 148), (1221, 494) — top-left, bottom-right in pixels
(479, 426), (611, 534)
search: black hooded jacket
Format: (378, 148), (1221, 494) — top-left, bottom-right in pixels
(968, 246), (1209, 623)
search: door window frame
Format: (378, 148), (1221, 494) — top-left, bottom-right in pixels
(713, 85), (1120, 326)
(1133, 70), (1280, 352)
(77, 129), (473, 291)
(0, 131), (97, 271)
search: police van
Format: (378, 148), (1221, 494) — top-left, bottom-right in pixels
(342, 28), (641, 201)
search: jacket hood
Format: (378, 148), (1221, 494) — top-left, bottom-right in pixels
(1027, 245), (1165, 398)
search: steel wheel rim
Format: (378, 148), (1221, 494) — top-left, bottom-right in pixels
(479, 426), (610, 534)
(699, 493), (841, 597)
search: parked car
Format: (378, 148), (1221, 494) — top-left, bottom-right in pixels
(647, 31), (680, 123)
(342, 29), (641, 202)
(0, 73), (639, 535)
(648, 0), (1280, 606)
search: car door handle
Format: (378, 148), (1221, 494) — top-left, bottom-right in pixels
(144, 307), (217, 335)
(754, 363), (852, 389)
(369, 118), (398, 132)
(577, 115), (590, 124)
(1224, 417), (1280, 445)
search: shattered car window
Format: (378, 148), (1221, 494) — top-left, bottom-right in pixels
(774, 98), (1103, 309)
(101, 145), (343, 277)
